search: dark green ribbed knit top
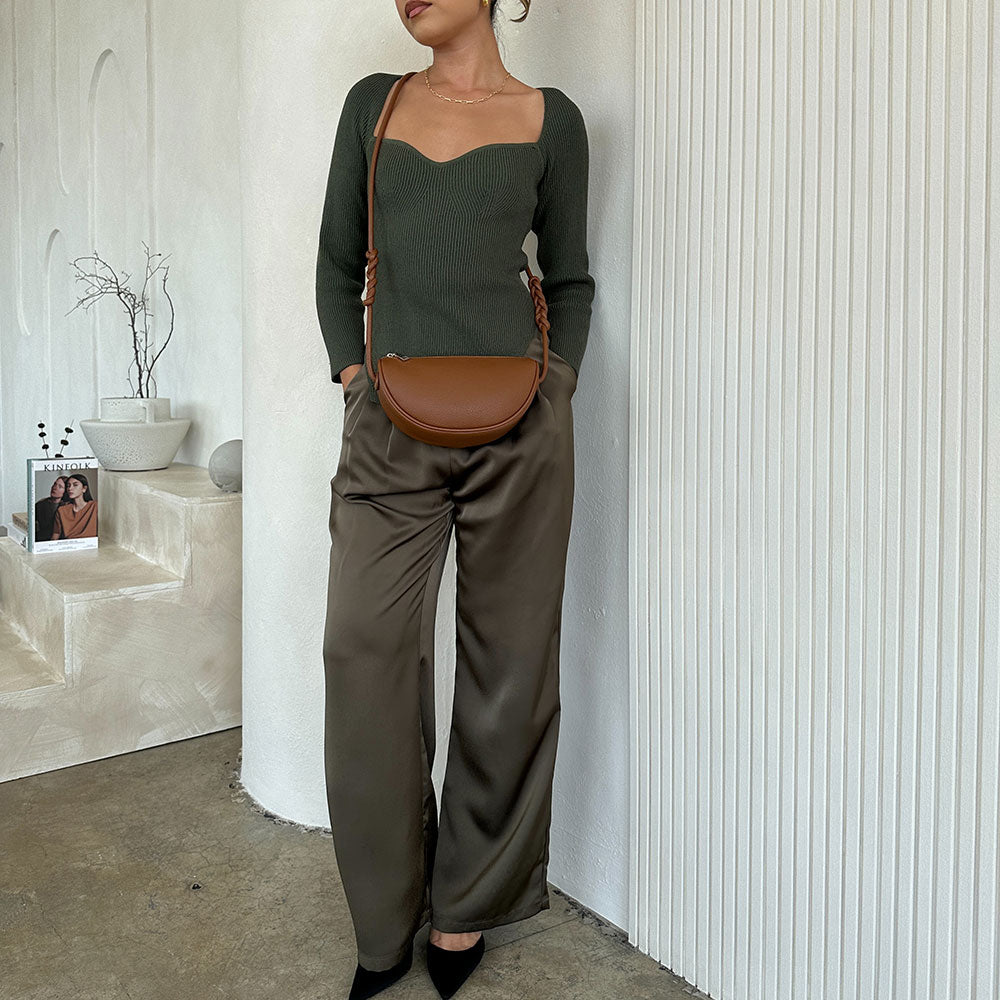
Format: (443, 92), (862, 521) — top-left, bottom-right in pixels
(315, 72), (596, 403)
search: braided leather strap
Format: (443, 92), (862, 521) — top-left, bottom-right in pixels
(362, 248), (378, 308)
(526, 270), (550, 337)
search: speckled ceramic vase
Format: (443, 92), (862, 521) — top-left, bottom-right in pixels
(80, 397), (191, 471)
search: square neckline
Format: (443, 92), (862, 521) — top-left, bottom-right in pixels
(371, 76), (549, 166)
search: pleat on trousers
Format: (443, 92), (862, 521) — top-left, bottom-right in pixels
(323, 331), (577, 971)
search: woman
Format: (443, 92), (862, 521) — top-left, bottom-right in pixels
(315, 2), (595, 997)
(50, 474), (97, 539)
(34, 475), (71, 542)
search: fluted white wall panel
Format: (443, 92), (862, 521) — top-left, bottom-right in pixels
(630, 3), (999, 999)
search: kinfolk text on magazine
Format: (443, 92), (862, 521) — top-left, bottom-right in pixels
(27, 457), (100, 553)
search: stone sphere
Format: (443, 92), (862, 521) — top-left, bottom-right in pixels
(208, 439), (243, 493)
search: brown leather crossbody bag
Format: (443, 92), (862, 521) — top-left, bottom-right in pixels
(361, 71), (552, 448)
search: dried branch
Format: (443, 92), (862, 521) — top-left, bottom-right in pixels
(66, 241), (175, 398)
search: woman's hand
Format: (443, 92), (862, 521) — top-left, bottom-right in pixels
(339, 364), (363, 396)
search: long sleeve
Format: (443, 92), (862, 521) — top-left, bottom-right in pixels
(531, 91), (597, 378)
(316, 78), (370, 384)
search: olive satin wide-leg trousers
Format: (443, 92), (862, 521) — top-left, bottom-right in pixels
(322, 333), (577, 972)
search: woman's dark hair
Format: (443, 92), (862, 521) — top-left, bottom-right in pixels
(490, 0), (530, 25)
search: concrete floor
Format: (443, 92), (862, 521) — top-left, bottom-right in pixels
(0, 728), (703, 1000)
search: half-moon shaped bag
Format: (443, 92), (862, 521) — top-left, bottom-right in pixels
(361, 71), (552, 448)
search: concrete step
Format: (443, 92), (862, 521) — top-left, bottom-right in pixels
(100, 463), (236, 578)
(0, 610), (62, 695)
(0, 463), (242, 783)
(0, 536), (184, 672)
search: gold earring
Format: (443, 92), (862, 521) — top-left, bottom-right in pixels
(482, 0), (489, 6)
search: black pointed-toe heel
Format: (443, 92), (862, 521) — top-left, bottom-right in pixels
(426, 932), (486, 999)
(347, 939), (413, 1000)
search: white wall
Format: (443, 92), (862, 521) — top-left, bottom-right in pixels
(237, 0), (636, 937)
(631, 3), (1000, 999)
(0, 0), (243, 524)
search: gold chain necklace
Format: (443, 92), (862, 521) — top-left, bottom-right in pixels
(423, 66), (512, 104)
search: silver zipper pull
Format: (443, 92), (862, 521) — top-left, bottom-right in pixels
(385, 352), (410, 360)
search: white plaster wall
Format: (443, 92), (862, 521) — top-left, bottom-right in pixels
(238, 1), (635, 935)
(0, 0), (243, 528)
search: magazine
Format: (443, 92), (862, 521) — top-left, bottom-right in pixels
(27, 457), (100, 553)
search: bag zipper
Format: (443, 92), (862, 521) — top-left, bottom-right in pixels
(385, 352), (410, 360)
